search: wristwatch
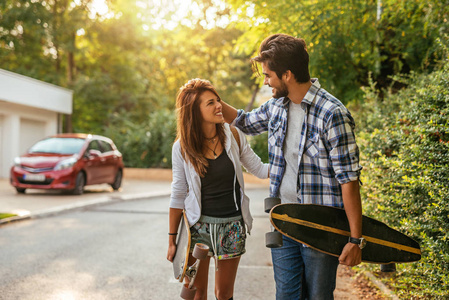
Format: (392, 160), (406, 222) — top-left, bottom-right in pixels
(348, 237), (366, 249)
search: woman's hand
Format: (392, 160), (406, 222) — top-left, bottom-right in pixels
(167, 208), (183, 262)
(167, 244), (177, 262)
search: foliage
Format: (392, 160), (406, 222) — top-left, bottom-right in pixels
(247, 132), (269, 164)
(144, 24), (256, 111)
(355, 60), (449, 298)
(1, 0), (257, 159)
(0, 213), (17, 219)
(226, 0), (449, 102)
(0, 0), (96, 85)
(104, 109), (177, 168)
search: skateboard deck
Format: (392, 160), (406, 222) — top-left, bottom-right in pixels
(270, 204), (421, 264)
(173, 211), (191, 281)
(172, 211), (210, 299)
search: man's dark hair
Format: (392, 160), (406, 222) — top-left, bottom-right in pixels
(252, 34), (310, 83)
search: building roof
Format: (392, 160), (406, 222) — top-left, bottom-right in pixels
(0, 69), (73, 114)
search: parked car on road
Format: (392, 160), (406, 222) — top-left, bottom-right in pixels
(10, 133), (124, 195)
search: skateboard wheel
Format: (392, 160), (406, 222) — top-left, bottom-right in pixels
(180, 284), (197, 299)
(192, 243), (209, 260)
(265, 231), (283, 248)
(380, 263), (396, 272)
(264, 197), (281, 213)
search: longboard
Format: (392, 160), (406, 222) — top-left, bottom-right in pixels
(173, 211), (191, 281)
(270, 203), (421, 264)
(172, 211), (209, 299)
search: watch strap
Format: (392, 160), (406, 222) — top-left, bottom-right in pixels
(348, 237), (361, 245)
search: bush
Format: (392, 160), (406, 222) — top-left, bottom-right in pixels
(248, 132), (269, 164)
(355, 63), (449, 298)
(104, 109), (177, 168)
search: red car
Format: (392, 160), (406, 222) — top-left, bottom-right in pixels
(10, 133), (124, 195)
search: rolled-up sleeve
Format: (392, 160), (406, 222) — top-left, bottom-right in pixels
(169, 142), (187, 209)
(325, 108), (362, 184)
(233, 100), (272, 135)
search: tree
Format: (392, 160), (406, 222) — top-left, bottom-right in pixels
(225, 0), (449, 102)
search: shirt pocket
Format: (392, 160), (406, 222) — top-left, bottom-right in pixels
(304, 132), (319, 158)
(268, 120), (282, 147)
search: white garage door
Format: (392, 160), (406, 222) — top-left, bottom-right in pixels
(20, 118), (46, 154)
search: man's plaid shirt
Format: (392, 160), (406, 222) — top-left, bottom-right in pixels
(234, 79), (362, 208)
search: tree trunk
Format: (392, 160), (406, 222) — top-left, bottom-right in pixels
(64, 114), (73, 133)
(245, 85), (260, 112)
(66, 33), (76, 133)
(67, 50), (75, 84)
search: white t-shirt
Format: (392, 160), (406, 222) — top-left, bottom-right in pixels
(279, 101), (305, 203)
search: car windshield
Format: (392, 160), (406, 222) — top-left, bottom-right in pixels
(29, 137), (85, 155)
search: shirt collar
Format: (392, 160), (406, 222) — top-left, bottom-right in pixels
(302, 78), (321, 106)
(276, 78), (321, 107)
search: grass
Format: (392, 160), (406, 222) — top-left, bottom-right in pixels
(0, 213), (17, 219)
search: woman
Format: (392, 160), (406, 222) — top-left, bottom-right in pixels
(167, 78), (269, 300)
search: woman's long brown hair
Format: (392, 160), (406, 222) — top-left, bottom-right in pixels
(175, 78), (225, 177)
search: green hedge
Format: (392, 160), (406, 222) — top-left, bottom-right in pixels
(247, 132), (269, 163)
(104, 109), (177, 168)
(354, 63), (449, 298)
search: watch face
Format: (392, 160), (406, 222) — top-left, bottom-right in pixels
(359, 238), (367, 249)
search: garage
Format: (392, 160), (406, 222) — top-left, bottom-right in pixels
(19, 118), (47, 154)
(0, 69), (73, 178)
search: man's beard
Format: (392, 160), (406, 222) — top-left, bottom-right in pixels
(273, 81), (289, 99)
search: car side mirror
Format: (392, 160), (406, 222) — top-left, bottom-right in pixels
(88, 149), (101, 158)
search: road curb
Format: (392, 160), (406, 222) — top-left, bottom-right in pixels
(0, 191), (171, 226)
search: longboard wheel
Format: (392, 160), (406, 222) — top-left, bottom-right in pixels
(265, 231), (283, 248)
(180, 284), (197, 299)
(192, 243), (209, 260)
(264, 197), (281, 213)
(380, 263), (396, 272)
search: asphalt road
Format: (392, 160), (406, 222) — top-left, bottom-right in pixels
(0, 189), (277, 300)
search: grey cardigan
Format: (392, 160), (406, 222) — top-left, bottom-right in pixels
(169, 123), (269, 233)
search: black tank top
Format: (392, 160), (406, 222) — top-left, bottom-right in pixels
(200, 150), (241, 217)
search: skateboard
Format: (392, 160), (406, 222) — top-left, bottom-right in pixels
(173, 211), (209, 299)
(266, 200), (421, 264)
(264, 197), (283, 248)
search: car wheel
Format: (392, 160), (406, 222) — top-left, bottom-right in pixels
(111, 169), (123, 191)
(16, 187), (26, 194)
(72, 172), (85, 195)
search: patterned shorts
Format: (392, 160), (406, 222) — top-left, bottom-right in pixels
(190, 215), (246, 260)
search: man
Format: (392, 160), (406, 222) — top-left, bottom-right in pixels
(221, 33), (364, 299)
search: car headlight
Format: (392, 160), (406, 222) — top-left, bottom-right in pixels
(54, 157), (78, 171)
(14, 157), (21, 167)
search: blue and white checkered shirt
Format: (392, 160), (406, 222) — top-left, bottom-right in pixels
(234, 79), (362, 207)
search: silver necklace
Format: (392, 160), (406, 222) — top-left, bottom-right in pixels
(205, 140), (219, 159)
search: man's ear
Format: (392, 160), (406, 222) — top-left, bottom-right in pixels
(283, 70), (294, 82)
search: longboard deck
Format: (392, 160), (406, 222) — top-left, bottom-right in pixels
(270, 204), (421, 264)
(173, 211), (191, 281)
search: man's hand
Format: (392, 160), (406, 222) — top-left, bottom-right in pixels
(340, 180), (363, 267)
(338, 242), (362, 266)
(220, 100), (238, 124)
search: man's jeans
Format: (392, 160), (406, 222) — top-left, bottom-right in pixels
(271, 235), (339, 300)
